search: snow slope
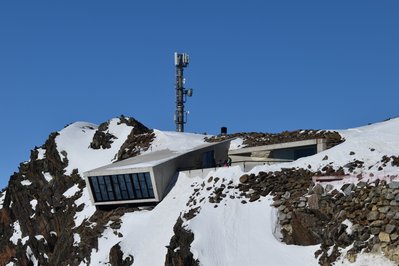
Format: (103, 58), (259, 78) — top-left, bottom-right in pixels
(55, 122), (207, 175)
(251, 118), (399, 180)
(90, 175), (198, 265)
(21, 117), (399, 265)
(181, 118), (399, 266)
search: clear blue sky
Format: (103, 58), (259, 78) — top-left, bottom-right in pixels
(1, 1), (398, 189)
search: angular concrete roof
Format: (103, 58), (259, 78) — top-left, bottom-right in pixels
(84, 139), (232, 177)
(84, 149), (180, 176)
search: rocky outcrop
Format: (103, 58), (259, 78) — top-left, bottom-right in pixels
(0, 117), (147, 266)
(0, 131), (78, 265)
(90, 121), (116, 149)
(116, 116), (155, 161)
(109, 243), (133, 266)
(89, 115), (155, 159)
(165, 217), (199, 266)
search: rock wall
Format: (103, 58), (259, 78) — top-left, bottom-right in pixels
(165, 217), (199, 266)
(238, 169), (399, 265)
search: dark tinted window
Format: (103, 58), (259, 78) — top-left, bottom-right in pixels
(118, 175), (129, 199)
(98, 176), (109, 201)
(89, 172), (155, 202)
(112, 175), (122, 200)
(132, 174), (143, 198)
(124, 174), (135, 199)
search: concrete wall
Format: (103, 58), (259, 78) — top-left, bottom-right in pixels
(176, 141), (231, 171)
(152, 157), (180, 200)
(153, 140), (231, 199)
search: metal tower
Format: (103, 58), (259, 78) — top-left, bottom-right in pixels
(174, 52), (193, 132)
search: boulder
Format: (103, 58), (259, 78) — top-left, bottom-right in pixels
(367, 211), (380, 221)
(391, 233), (399, 241)
(357, 181), (367, 188)
(297, 201), (306, 208)
(325, 184), (334, 193)
(386, 224), (396, 234)
(386, 193), (395, 200)
(239, 175), (249, 183)
(307, 194), (320, 210)
(378, 232), (391, 242)
(341, 183), (354, 196)
(390, 200), (399, 206)
(282, 191), (290, 199)
(378, 206), (390, 213)
(389, 181), (399, 189)
(313, 184), (324, 195)
(370, 220), (385, 227)
(371, 227), (381, 235)
(249, 194), (260, 202)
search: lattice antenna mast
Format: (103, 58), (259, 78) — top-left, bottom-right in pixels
(174, 52), (193, 132)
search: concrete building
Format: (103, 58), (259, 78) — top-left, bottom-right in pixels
(84, 139), (231, 208)
(229, 138), (328, 171)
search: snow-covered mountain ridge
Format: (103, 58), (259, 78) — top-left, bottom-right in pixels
(1, 116), (399, 265)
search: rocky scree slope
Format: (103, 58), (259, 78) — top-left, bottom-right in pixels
(167, 118), (399, 266)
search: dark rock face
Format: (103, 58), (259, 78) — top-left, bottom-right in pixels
(0, 132), (81, 265)
(90, 121), (117, 149)
(0, 116), (149, 266)
(116, 116), (155, 161)
(109, 242), (134, 266)
(90, 116), (154, 153)
(165, 217), (199, 266)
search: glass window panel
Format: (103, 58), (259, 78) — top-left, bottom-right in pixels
(90, 177), (102, 201)
(104, 176), (114, 201)
(112, 175), (122, 200)
(138, 173), (149, 198)
(94, 192), (103, 201)
(118, 175), (129, 200)
(90, 177), (100, 193)
(98, 176), (109, 201)
(124, 175), (135, 199)
(144, 173), (155, 198)
(132, 174), (142, 198)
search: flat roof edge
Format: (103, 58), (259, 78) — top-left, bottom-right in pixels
(229, 138), (321, 155)
(84, 166), (153, 177)
(93, 198), (158, 205)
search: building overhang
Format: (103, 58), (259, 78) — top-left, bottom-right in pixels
(83, 138), (233, 207)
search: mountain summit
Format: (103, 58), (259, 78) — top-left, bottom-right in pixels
(1, 116), (399, 265)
